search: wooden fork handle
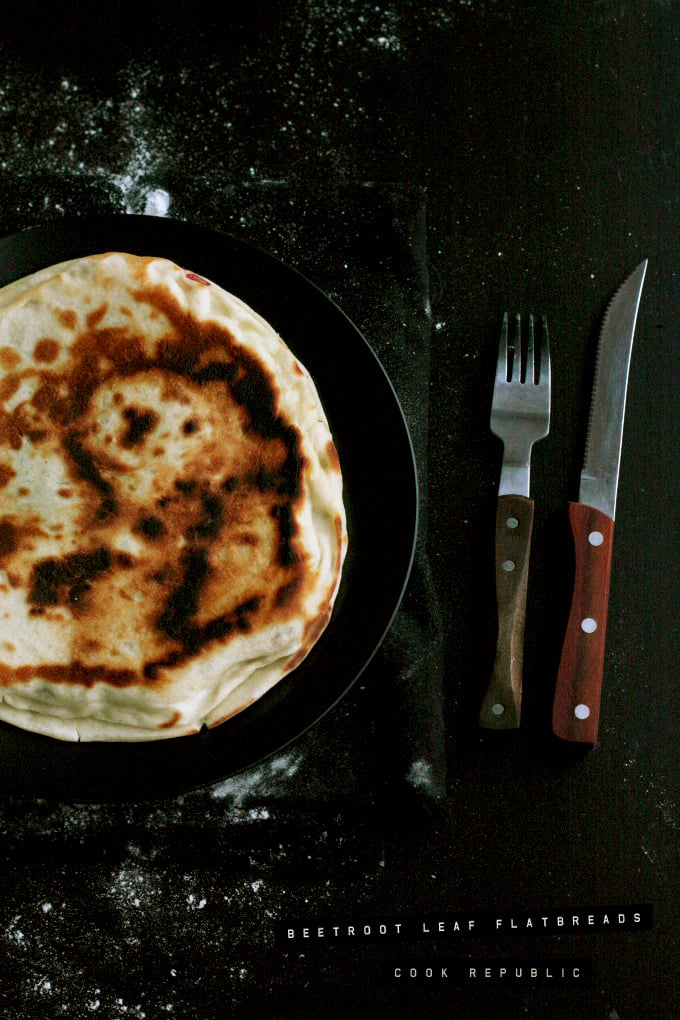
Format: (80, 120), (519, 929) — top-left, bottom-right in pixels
(480, 494), (534, 729)
(552, 502), (615, 745)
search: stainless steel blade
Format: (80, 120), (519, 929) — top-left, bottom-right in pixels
(579, 260), (648, 519)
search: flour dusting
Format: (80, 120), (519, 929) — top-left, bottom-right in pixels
(210, 751), (302, 806)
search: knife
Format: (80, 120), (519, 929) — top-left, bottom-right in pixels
(552, 260), (648, 744)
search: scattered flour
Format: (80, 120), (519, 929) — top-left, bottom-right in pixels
(6, 915), (25, 946)
(186, 894), (207, 910)
(210, 751), (302, 806)
(34, 976), (52, 995)
(405, 758), (435, 791)
(143, 188), (171, 216)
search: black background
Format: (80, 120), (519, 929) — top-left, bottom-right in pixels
(1, 2), (679, 1018)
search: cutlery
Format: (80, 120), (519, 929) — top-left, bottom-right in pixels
(552, 261), (648, 744)
(480, 313), (551, 729)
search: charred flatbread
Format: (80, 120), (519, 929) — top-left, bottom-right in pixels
(0, 252), (347, 741)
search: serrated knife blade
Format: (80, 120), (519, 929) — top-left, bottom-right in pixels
(552, 260), (648, 745)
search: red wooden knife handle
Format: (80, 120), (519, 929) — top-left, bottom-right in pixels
(552, 502), (615, 744)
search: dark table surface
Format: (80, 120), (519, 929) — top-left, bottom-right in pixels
(1, 3), (679, 1018)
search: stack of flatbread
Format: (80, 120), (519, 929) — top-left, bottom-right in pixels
(0, 252), (347, 741)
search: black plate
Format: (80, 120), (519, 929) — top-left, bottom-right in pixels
(0, 215), (418, 802)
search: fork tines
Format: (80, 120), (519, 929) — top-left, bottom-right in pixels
(499, 312), (550, 386)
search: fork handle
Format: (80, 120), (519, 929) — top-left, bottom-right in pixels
(480, 494), (534, 729)
(552, 502), (615, 745)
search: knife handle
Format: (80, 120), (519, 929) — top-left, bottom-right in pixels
(480, 494), (534, 729)
(552, 502), (615, 744)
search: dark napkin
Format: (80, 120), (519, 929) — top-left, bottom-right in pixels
(0, 176), (444, 811)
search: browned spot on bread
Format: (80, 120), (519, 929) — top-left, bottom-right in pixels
(326, 440), (340, 472)
(275, 575), (302, 608)
(237, 533), (259, 546)
(82, 638), (103, 653)
(0, 464), (15, 488)
(0, 516), (46, 569)
(56, 309), (77, 330)
(206, 698), (256, 728)
(134, 515), (165, 540)
(12, 403), (49, 445)
(29, 546), (112, 611)
(0, 661), (138, 688)
(187, 491), (224, 540)
(86, 305), (108, 329)
(335, 513), (345, 554)
(34, 339), (61, 364)
(0, 348), (21, 370)
(284, 605), (333, 674)
(159, 710), (181, 729)
(0, 374), (20, 402)
(63, 432), (117, 520)
(121, 406), (159, 447)
(0, 412), (22, 450)
(0, 390), (50, 447)
(0, 519), (18, 563)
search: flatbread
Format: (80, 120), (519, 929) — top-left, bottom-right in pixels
(0, 252), (347, 741)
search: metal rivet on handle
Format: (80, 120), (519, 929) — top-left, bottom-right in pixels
(574, 704), (591, 720)
(581, 617), (597, 633)
(506, 517), (519, 529)
(491, 703), (505, 716)
(588, 531), (604, 546)
(502, 560), (515, 572)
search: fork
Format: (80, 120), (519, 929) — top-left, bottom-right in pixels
(479, 313), (551, 729)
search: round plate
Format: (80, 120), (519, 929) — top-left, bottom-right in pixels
(0, 215), (418, 802)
